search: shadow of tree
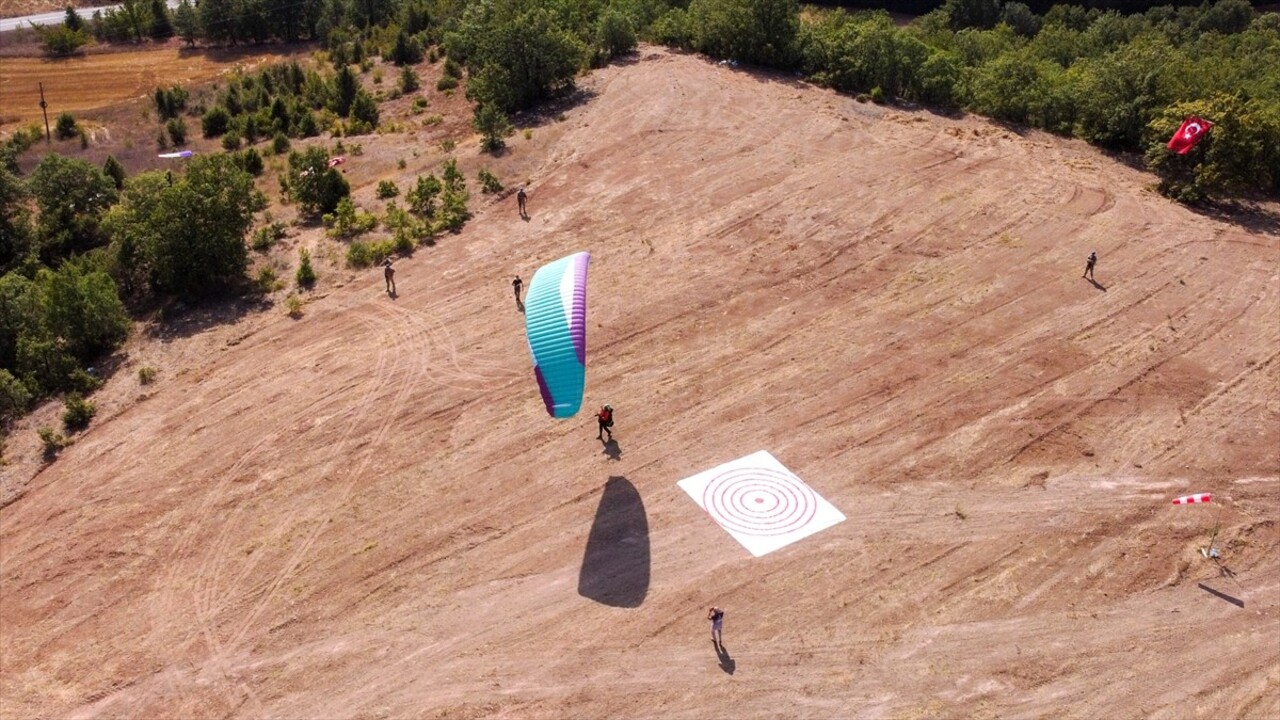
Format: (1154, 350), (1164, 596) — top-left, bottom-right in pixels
(578, 476), (649, 608)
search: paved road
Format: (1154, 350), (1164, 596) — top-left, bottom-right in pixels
(1, 0), (180, 33)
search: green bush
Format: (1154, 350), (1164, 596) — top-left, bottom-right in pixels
(345, 240), (376, 267)
(296, 248), (316, 287)
(166, 117), (188, 146)
(102, 155), (126, 190)
(62, 392), (96, 431)
(323, 197), (377, 237)
(55, 112), (78, 140)
(436, 75), (459, 92)
(475, 103), (512, 153)
(400, 66), (420, 93)
(597, 10), (637, 60)
(38, 24), (90, 57)
(272, 131), (290, 154)
(251, 221), (287, 252)
(153, 85), (189, 120)
(38, 426), (68, 460)
(376, 179), (400, 198)
(478, 168), (502, 194)
(138, 366), (157, 385)
(255, 265), (282, 293)
(221, 132), (242, 151)
(0, 370), (32, 426)
(202, 106), (231, 137)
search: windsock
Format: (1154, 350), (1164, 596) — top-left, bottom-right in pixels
(1172, 493), (1212, 505)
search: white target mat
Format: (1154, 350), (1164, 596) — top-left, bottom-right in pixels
(678, 451), (846, 557)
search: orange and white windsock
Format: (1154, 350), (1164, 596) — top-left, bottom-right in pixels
(1172, 493), (1212, 505)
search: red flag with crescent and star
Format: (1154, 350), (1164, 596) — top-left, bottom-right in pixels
(1167, 116), (1213, 154)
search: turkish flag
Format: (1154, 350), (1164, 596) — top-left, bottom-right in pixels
(1167, 116), (1213, 154)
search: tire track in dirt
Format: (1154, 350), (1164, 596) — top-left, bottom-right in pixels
(1008, 286), (1263, 467)
(219, 305), (426, 655)
(175, 312), (398, 714)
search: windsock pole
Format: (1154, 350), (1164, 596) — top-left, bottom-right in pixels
(1203, 504), (1223, 559)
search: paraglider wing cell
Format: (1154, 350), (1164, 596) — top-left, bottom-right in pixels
(524, 252), (590, 418)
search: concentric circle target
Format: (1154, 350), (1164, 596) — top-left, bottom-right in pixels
(702, 466), (818, 537)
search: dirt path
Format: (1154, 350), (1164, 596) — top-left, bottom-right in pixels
(2, 48), (1277, 719)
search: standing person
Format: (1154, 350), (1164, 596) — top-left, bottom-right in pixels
(513, 275), (523, 305)
(708, 606), (724, 646)
(596, 404), (613, 442)
(516, 186), (528, 218)
(383, 257), (396, 295)
(1083, 251), (1097, 280)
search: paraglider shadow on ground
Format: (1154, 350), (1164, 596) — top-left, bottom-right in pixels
(601, 438), (621, 461)
(578, 476), (650, 608)
(715, 642), (736, 675)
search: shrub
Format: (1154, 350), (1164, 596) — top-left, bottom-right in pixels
(138, 366), (157, 385)
(286, 294), (304, 318)
(251, 220), (285, 251)
(232, 147), (264, 176)
(222, 132), (242, 151)
(597, 10), (637, 60)
(38, 426), (68, 460)
(376, 179), (400, 198)
(55, 112), (78, 140)
(400, 67), (420, 94)
(475, 104), (512, 153)
(38, 25), (90, 56)
(436, 75), (459, 92)
(346, 240), (376, 267)
(406, 173), (442, 216)
(478, 168), (502, 194)
(166, 117), (188, 146)
(0, 370), (32, 426)
(202, 106), (231, 137)
(102, 155), (126, 190)
(272, 132), (290, 154)
(323, 197), (377, 237)
(411, 96), (428, 114)
(153, 85), (188, 120)
(870, 86), (885, 104)
(296, 248), (316, 287)
(255, 265), (282, 293)
(62, 392), (96, 431)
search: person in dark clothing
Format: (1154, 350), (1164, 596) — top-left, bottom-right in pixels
(383, 258), (396, 294)
(516, 186), (528, 218)
(513, 275), (523, 301)
(708, 606), (724, 646)
(597, 404), (613, 442)
(1083, 251), (1097, 280)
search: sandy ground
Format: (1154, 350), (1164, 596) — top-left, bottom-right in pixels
(2, 47), (1278, 719)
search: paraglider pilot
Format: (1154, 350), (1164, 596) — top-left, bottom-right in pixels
(597, 404), (613, 442)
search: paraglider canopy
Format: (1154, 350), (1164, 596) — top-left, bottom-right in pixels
(158, 150), (193, 159)
(524, 251), (590, 418)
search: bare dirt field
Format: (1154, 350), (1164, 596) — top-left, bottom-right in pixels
(2, 47), (1278, 719)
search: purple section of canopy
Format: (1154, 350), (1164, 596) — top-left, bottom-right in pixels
(534, 364), (554, 416)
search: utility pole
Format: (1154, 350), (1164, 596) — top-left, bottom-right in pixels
(39, 82), (50, 144)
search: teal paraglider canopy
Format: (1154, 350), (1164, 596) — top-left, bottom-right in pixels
(523, 252), (590, 418)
